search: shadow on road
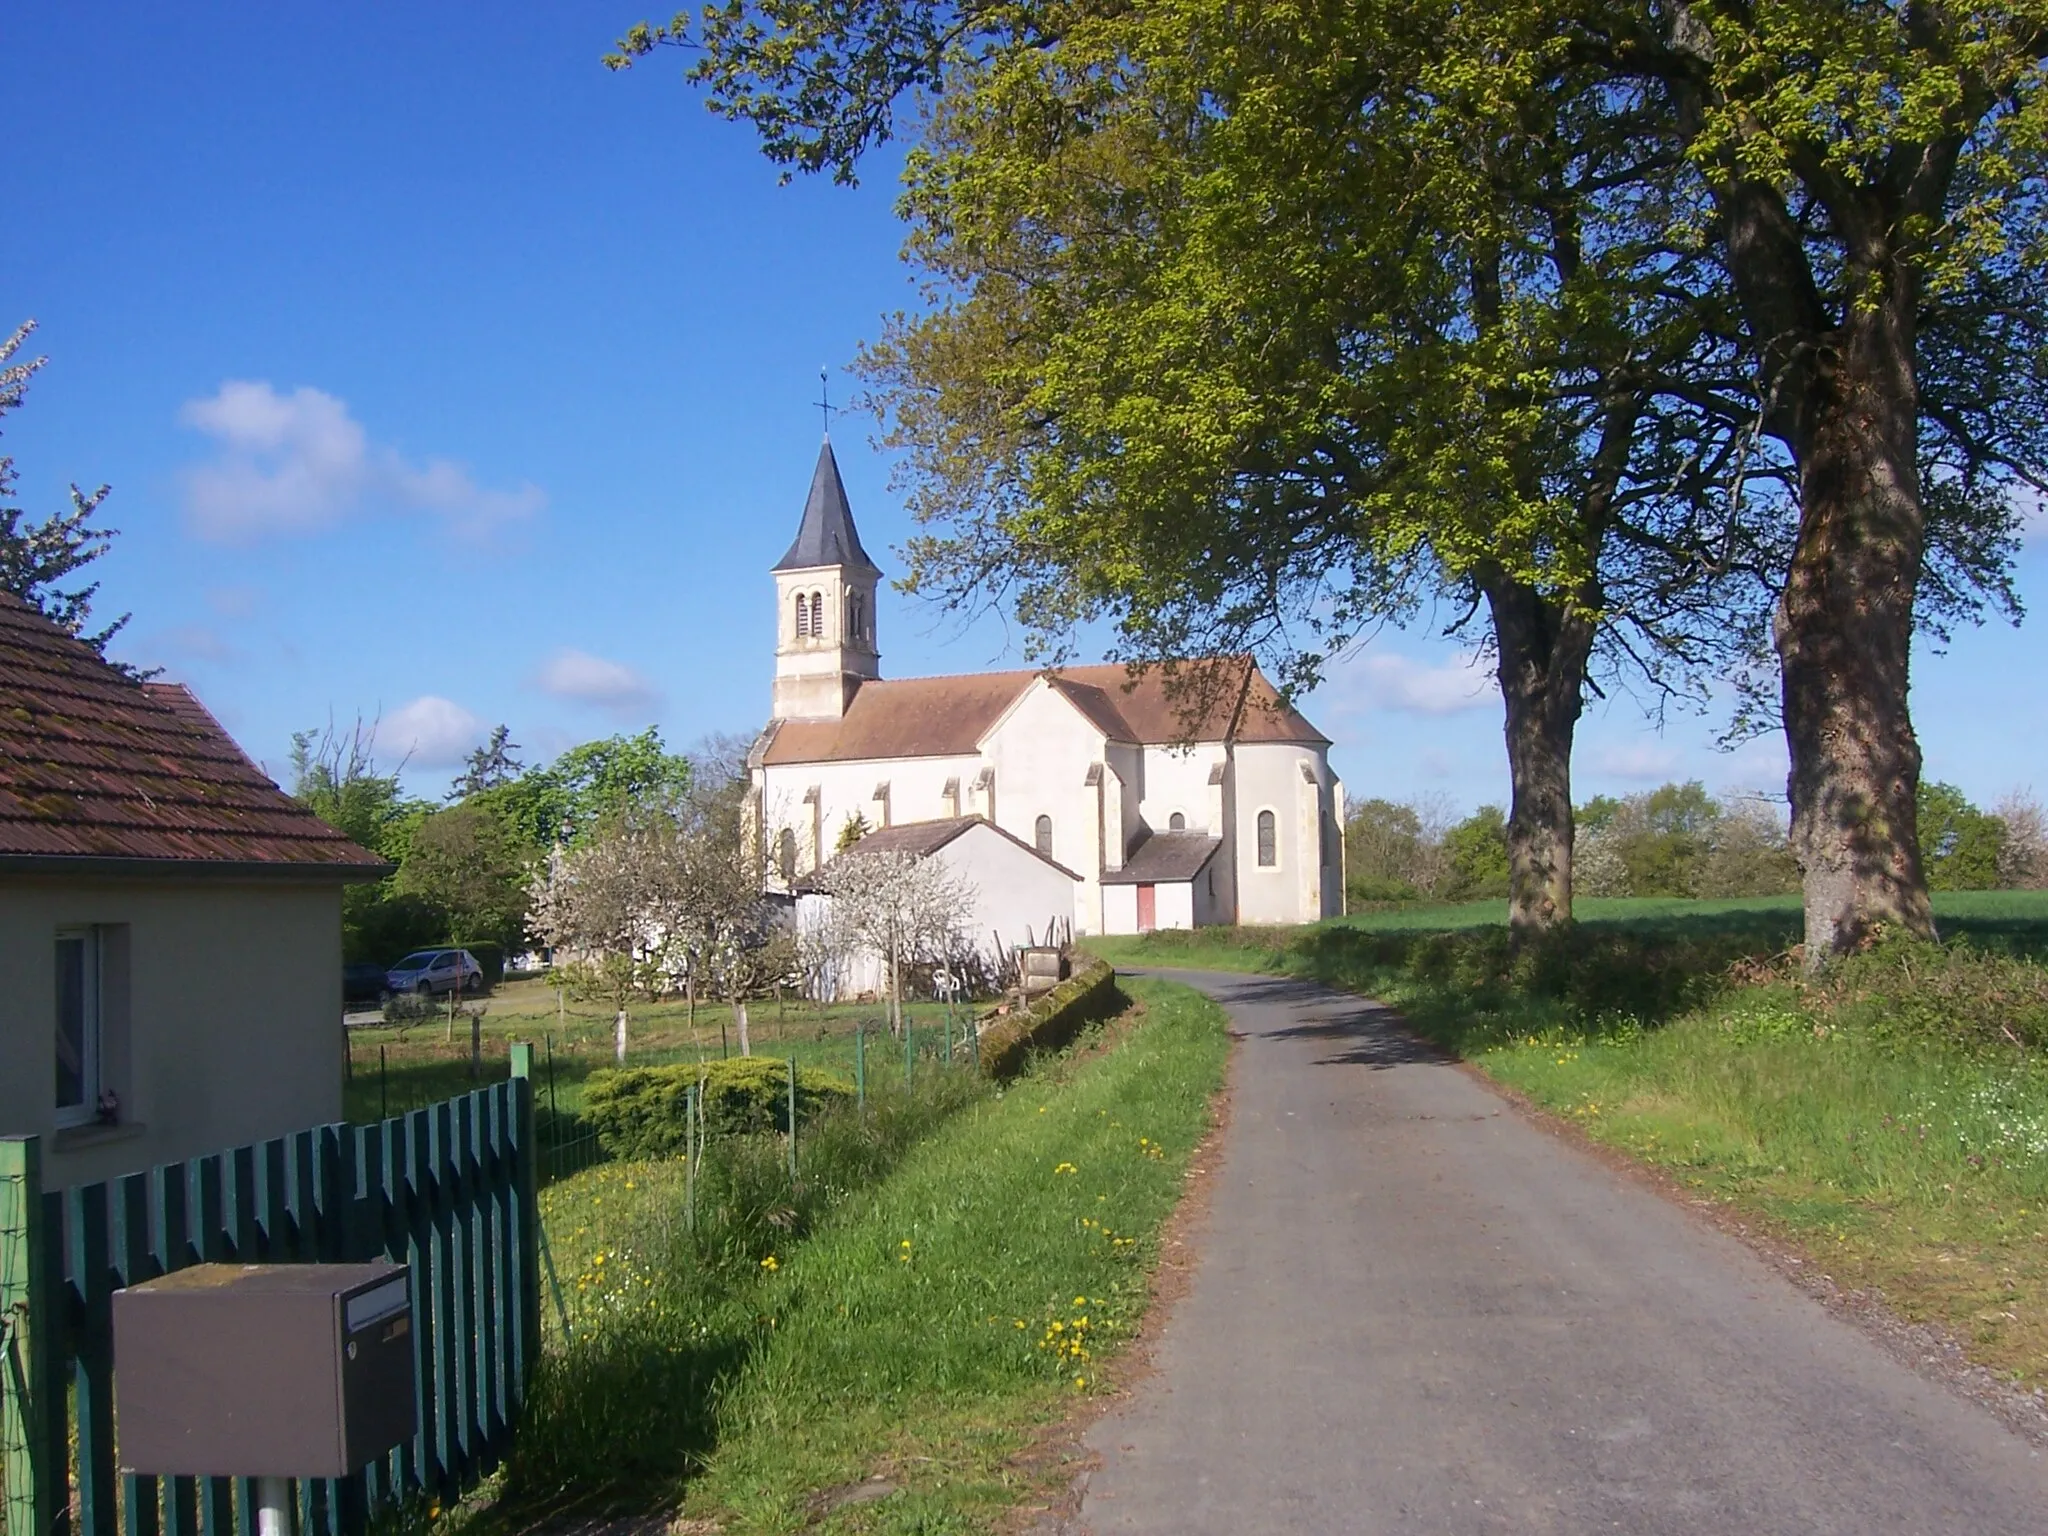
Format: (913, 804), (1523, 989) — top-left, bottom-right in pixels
(1126, 968), (1444, 1069)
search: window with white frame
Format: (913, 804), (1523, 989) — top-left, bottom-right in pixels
(1035, 815), (1054, 857)
(1256, 809), (1277, 867)
(54, 927), (102, 1127)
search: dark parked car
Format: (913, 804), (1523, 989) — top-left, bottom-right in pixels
(343, 961), (390, 1006)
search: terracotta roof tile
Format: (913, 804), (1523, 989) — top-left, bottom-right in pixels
(761, 657), (1326, 765)
(0, 591), (386, 874)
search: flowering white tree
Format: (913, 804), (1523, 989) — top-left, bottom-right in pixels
(528, 810), (677, 1061)
(815, 850), (977, 1036)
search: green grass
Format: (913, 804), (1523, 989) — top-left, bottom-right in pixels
(476, 979), (1229, 1534)
(1090, 899), (2048, 1388)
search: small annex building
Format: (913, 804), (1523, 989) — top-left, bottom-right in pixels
(749, 440), (1347, 935)
(793, 815), (1079, 999)
(0, 591), (386, 1187)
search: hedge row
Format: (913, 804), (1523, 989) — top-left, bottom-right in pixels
(977, 959), (1126, 1080)
(582, 1056), (857, 1159)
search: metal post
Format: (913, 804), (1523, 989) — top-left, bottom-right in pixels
(855, 1023), (866, 1110)
(379, 1045), (388, 1122)
(904, 1014), (915, 1088)
(255, 1475), (291, 1536)
(545, 1035), (559, 1183)
(786, 1058), (798, 1185)
(684, 1085), (698, 1235)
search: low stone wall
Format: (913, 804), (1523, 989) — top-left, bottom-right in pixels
(978, 959), (1126, 1080)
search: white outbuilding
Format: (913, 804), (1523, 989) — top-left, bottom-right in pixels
(793, 816), (1078, 1000)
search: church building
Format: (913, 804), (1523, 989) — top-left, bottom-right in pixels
(747, 440), (1346, 934)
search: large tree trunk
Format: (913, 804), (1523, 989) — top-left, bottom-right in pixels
(1775, 301), (1935, 959)
(1485, 574), (1596, 934)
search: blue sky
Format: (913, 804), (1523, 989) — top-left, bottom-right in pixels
(7, 3), (2045, 818)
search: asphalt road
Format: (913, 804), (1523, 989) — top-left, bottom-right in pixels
(1079, 969), (2048, 1535)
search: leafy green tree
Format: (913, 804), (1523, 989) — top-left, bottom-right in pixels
(1442, 806), (1511, 901)
(1917, 782), (2006, 892)
(1345, 799), (1426, 904)
(469, 727), (693, 849)
(396, 803), (532, 951)
(1, 320), (130, 659)
(613, 0), (2046, 962)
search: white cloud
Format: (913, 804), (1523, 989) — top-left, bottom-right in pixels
(1327, 648), (1499, 717)
(179, 381), (543, 544)
(381, 696), (487, 768)
(532, 648), (661, 714)
(1591, 742), (1684, 781)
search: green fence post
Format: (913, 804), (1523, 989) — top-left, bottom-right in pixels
(2, 1136), (56, 1536)
(904, 1015), (915, 1088)
(855, 1024), (866, 1111)
(786, 1058), (799, 1186)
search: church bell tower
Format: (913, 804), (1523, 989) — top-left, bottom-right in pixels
(771, 438), (882, 720)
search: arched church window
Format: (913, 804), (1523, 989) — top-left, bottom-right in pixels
(1257, 809), (1277, 867)
(810, 590), (826, 637)
(1169, 812), (1186, 831)
(1034, 815), (1053, 857)
(778, 827), (797, 883)
(794, 592), (809, 639)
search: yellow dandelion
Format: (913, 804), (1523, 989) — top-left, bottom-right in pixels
(761, 1255), (779, 1271)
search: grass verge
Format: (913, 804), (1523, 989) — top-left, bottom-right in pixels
(480, 977), (1229, 1534)
(1093, 914), (2048, 1393)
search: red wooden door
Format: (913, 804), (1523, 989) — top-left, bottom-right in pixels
(1136, 883), (1157, 932)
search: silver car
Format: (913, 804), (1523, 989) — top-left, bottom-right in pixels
(385, 948), (484, 997)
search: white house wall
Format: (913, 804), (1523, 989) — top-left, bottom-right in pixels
(1155, 881), (1196, 930)
(1232, 741), (1336, 926)
(981, 683), (1114, 929)
(760, 753), (981, 871)
(1136, 744), (1228, 835)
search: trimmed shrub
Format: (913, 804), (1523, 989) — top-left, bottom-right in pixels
(978, 960), (1124, 1079)
(583, 1058), (857, 1160)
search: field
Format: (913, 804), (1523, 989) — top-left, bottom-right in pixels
(448, 978), (1230, 1535)
(1090, 891), (2048, 1391)
(342, 977), (980, 1129)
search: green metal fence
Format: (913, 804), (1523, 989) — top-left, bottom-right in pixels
(0, 1046), (539, 1536)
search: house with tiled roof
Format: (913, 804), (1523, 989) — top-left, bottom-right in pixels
(749, 440), (1347, 934)
(0, 589), (386, 1185)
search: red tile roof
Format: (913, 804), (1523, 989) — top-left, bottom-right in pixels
(761, 657), (1326, 765)
(0, 591), (387, 875)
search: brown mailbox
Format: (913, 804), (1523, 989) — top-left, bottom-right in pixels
(114, 1262), (417, 1479)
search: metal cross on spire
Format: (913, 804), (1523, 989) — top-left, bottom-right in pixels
(816, 366), (838, 437)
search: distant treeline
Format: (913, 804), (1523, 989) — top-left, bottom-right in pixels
(290, 721), (744, 966)
(1346, 782), (2048, 907)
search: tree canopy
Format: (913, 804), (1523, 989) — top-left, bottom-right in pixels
(616, 0), (2048, 956)
(2, 320), (130, 660)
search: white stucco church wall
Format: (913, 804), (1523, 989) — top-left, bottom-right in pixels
(749, 439), (1346, 934)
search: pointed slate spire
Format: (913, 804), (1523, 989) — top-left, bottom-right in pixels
(774, 437), (879, 574)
